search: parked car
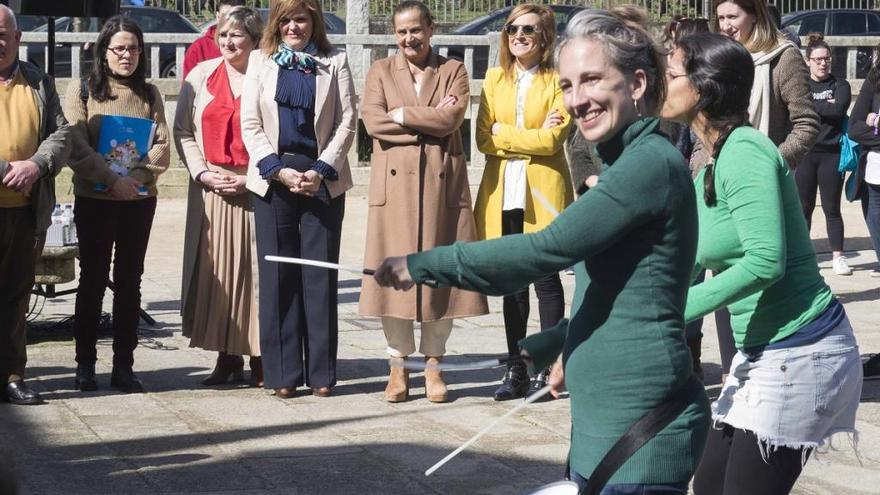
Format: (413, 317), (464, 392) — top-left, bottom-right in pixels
(27, 6), (200, 78)
(782, 8), (880, 78)
(17, 15), (48, 32)
(446, 5), (584, 79)
(200, 9), (346, 35)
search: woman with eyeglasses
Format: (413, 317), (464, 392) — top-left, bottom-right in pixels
(240, 0), (356, 399)
(359, 0), (488, 403)
(175, 6), (264, 388)
(63, 15), (170, 393)
(796, 33), (853, 276)
(474, 4), (573, 402)
(661, 32), (861, 495)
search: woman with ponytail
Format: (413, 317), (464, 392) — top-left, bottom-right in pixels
(662, 33), (862, 495)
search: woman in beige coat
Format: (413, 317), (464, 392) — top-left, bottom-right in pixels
(360, 0), (488, 404)
(175, 7), (262, 387)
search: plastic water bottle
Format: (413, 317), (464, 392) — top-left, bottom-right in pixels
(46, 204), (64, 246)
(63, 204), (77, 244)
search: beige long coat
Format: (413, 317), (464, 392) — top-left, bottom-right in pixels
(359, 52), (488, 322)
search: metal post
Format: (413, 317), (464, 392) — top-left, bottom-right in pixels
(47, 16), (55, 77)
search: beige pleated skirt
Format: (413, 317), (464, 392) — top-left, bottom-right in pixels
(182, 168), (260, 356)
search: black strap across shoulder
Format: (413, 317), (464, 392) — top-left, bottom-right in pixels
(579, 375), (702, 495)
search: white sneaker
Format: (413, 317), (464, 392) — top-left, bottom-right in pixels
(871, 268), (880, 278)
(832, 256), (853, 276)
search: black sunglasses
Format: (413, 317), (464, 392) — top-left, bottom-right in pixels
(505, 24), (540, 36)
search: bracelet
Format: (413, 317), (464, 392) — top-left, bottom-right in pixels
(195, 169), (211, 184)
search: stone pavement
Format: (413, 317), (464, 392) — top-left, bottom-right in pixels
(2, 194), (879, 495)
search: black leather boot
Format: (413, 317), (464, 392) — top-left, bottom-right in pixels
(493, 363), (530, 401)
(110, 366), (144, 394)
(75, 363), (98, 391)
(525, 367), (555, 402)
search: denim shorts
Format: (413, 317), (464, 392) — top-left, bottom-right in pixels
(712, 315), (863, 450)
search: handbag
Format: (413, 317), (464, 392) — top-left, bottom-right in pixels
(845, 169), (861, 202)
(838, 117), (860, 173)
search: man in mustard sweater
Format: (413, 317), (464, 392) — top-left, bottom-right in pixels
(0, 5), (70, 405)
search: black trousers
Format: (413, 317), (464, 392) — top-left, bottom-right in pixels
(795, 150), (844, 252)
(253, 182), (344, 389)
(693, 424), (809, 495)
(500, 209), (565, 358)
(0, 207), (37, 380)
(74, 196), (157, 369)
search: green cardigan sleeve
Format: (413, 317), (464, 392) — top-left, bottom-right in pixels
(685, 134), (787, 321)
(406, 140), (670, 295)
(518, 318), (568, 372)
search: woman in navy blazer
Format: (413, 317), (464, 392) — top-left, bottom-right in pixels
(240, 0), (357, 398)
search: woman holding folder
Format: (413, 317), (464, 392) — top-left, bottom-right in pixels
(63, 16), (170, 394)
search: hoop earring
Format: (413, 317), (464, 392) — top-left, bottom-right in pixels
(633, 99), (642, 118)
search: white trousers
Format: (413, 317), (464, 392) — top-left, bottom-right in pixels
(381, 317), (453, 358)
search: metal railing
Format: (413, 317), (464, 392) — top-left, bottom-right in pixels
(19, 32), (880, 165)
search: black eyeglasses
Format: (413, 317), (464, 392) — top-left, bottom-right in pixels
(107, 45), (141, 56)
(505, 24), (540, 37)
(809, 56), (832, 64)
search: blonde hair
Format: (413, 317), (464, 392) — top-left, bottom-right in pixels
(216, 6), (263, 45)
(498, 4), (556, 77)
(713, 0), (783, 53)
(260, 0), (331, 55)
(558, 7), (666, 116)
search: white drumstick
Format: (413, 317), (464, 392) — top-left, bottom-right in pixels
(391, 355), (523, 372)
(425, 384), (553, 476)
(264, 255), (374, 275)
(531, 188), (561, 218)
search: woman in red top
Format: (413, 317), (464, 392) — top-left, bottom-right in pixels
(174, 6), (264, 387)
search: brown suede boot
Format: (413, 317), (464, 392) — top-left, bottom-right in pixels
(385, 358), (409, 402)
(424, 356), (448, 403)
(202, 352), (245, 386)
(686, 337), (704, 381)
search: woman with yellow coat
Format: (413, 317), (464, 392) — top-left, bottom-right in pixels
(474, 3), (573, 401)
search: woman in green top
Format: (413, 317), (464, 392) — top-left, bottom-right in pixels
(375, 8), (710, 494)
(661, 33), (862, 495)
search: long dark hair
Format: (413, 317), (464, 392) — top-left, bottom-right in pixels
(677, 33), (754, 206)
(88, 15), (152, 104)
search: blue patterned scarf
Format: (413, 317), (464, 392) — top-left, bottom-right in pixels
(272, 42), (317, 74)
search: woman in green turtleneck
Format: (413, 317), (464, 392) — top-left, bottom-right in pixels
(374, 8), (709, 493)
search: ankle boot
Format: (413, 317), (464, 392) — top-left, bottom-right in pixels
(385, 358), (410, 402)
(525, 367), (555, 402)
(424, 356), (448, 403)
(686, 337), (704, 381)
(494, 363), (530, 401)
(249, 356), (263, 388)
(202, 352), (245, 386)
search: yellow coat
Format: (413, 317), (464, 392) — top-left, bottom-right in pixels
(474, 67), (574, 240)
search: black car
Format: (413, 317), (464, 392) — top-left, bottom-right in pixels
(447, 5), (585, 79)
(17, 15), (48, 32)
(782, 8), (880, 77)
(27, 6), (200, 78)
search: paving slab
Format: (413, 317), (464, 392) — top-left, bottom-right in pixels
(2, 195), (879, 494)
